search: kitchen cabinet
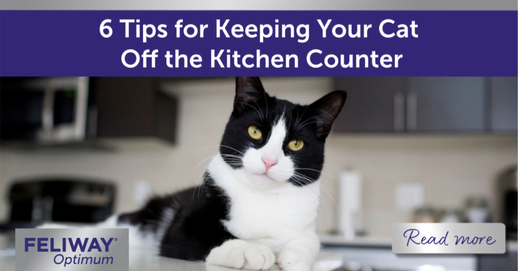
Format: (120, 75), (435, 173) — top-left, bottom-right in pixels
(334, 77), (405, 132)
(490, 77), (517, 133)
(89, 77), (178, 144)
(333, 77), (517, 134)
(409, 77), (485, 132)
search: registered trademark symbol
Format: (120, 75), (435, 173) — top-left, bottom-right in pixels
(115, 238), (118, 241)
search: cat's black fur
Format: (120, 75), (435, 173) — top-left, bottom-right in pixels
(119, 173), (234, 260)
(117, 77), (346, 261)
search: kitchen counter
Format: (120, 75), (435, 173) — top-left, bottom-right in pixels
(319, 234), (518, 271)
(0, 234), (342, 271)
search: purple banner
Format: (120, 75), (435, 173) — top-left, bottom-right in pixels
(0, 11), (517, 76)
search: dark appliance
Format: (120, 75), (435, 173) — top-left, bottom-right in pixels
(2, 177), (115, 231)
(1, 77), (89, 143)
(498, 166), (518, 240)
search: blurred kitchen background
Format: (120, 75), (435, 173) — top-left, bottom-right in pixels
(0, 76), (517, 270)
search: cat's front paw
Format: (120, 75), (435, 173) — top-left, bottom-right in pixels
(206, 239), (275, 270)
(278, 248), (312, 271)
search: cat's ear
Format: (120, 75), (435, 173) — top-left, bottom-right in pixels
(234, 77), (266, 114)
(307, 90), (347, 139)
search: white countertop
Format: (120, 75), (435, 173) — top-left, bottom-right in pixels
(0, 234), (342, 271)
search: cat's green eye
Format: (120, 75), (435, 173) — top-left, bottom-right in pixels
(288, 139), (304, 151)
(248, 125), (262, 140)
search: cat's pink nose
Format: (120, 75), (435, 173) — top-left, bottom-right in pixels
(262, 158), (278, 172)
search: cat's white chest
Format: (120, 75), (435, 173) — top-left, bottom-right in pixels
(227, 189), (291, 235)
(208, 155), (320, 252)
(224, 187), (318, 252)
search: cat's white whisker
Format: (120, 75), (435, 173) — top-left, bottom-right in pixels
(198, 175), (206, 200)
(289, 176), (332, 229)
(191, 174), (206, 201)
(236, 102), (264, 121)
(319, 183), (340, 197)
(292, 172), (337, 228)
(251, 99), (266, 121)
(192, 145), (245, 155)
(293, 105), (309, 130)
(192, 144), (222, 155)
(294, 167), (334, 178)
(185, 155), (219, 177)
(219, 145), (245, 155)
(294, 116), (321, 132)
(295, 121), (321, 132)
(263, 91), (269, 119)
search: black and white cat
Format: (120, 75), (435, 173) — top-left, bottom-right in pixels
(45, 77), (346, 271)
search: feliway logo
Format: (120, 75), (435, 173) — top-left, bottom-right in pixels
(16, 229), (128, 271)
(25, 237), (116, 267)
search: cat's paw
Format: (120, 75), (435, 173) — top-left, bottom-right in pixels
(278, 248), (312, 271)
(206, 239), (275, 270)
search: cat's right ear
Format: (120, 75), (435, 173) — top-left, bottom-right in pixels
(234, 77), (266, 114)
(307, 90), (347, 139)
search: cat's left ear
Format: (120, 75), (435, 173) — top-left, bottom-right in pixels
(307, 90), (347, 139)
(234, 77), (267, 114)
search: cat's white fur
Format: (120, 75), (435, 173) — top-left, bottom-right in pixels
(206, 117), (321, 271)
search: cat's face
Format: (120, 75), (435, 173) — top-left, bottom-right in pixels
(220, 77), (346, 189)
